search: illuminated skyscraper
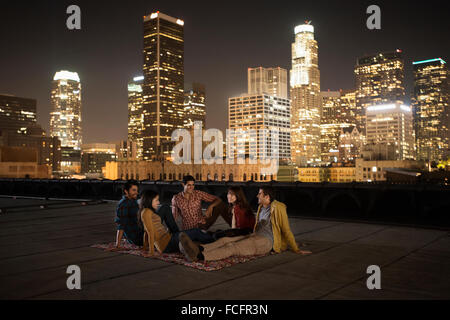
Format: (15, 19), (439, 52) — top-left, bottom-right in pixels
(248, 67), (288, 99)
(290, 21), (321, 166)
(319, 91), (354, 163)
(412, 58), (449, 162)
(228, 93), (291, 162)
(365, 103), (415, 160)
(50, 71), (82, 150)
(339, 89), (360, 127)
(184, 83), (206, 128)
(142, 11), (185, 160)
(355, 50), (405, 135)
(128, 75), (144, 159)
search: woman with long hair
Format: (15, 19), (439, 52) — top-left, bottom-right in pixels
(212, 186), (256, 240)
(139, 189), (214, 257)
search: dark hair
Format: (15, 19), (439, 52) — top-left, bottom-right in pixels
(260, 186), (275, 203)
(182, 175), (195, 184)
(138, 189), (159, 225)
(228, 186), (253, 215)
(123, 180), (138, 194)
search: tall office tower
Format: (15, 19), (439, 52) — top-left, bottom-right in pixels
(0, 94), (36, 134)
(365, 103), (415, 160)
(248, 67), (288, 99)
(290, 22), (321, 166)
(50, 70), (82, 150)
(412, 58), (449, 162)
(116, 140), (138, 160)
(320, 91), (341, 124)
(355, 49), (405, 135)
(339, 89), (360, 127)
(319, 91), (353, 163)
(338, 126), (363, 163)
(184, 83), (206, 128)
(128, 75), (144, 159)
(142, 11), (185, 160)
(228, 93), (291, 162)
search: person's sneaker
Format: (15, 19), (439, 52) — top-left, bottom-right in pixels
(179, 232), (200, 262)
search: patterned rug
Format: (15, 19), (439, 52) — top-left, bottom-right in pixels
(91, 240), (274, 272)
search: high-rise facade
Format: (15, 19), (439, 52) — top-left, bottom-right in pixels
(0, 94), (37, 134)
(184, 83), (206, 128)
(142, 11), (185, 160)
(339, 89), (360, 127)
(50, 70), (82, 150)
(290, 22), (321, 166)
(128, 75), (144, 159)
(228, 93), (291, 162)
(355, 50), (405, 135)
(248, 67), (288, 99)
(319, 91), (354, 163)
(365, 103), (415, 160)
(412, 58), (449, 162)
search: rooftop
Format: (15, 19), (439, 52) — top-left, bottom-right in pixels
(0, 197), (449, 299)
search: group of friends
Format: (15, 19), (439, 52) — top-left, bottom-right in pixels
(110, 175), (311, 262)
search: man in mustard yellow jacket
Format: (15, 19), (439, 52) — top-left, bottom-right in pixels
(179, 186), (311, 262)
(254, 187), (306, 253)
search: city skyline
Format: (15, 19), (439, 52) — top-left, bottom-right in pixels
(0, 0), (449, 144)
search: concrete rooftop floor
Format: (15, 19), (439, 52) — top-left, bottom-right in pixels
(0, 197), (449, 300)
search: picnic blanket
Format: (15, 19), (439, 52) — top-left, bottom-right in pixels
(91, 240), (274, 272)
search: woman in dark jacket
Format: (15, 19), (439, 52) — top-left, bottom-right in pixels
(212, 186), (256, 240)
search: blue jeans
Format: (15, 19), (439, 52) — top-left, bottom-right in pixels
(164, 228), (215, 253)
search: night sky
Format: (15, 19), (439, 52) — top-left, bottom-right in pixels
(0, 0), (448, 144)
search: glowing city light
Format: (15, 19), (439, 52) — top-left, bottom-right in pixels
(367, 104), (396, 112)
(413, 58), (446, 65)
(53, 71), (80, 82)
(294, 24), (314, 34)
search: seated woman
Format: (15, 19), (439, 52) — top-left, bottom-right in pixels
(139, 189), (215, 257)
(211, 187), (256, 240)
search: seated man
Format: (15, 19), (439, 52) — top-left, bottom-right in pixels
(113, 180), (143, 248)
(171, 175), (231, 231)
(179, 186), (312, 262)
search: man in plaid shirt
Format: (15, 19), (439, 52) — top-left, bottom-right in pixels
(113, 180), (143, 248)
(172, 175), (231, 231)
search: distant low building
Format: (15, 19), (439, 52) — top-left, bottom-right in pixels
(355, 158), (424, 182)
(81, 143), (117, 178)
(103, 159), (277, 182)
(0, 146), (49, 178)
(298, 166), (356, 183)
(297, 167), (327, 183)
(0, 125), (61, 175)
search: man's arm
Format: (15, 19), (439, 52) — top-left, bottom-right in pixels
(112, 203), (128, 249)
(171, 196), (181, 221)
(198, 191), (221, 217)
(115, 230), (124, 247)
